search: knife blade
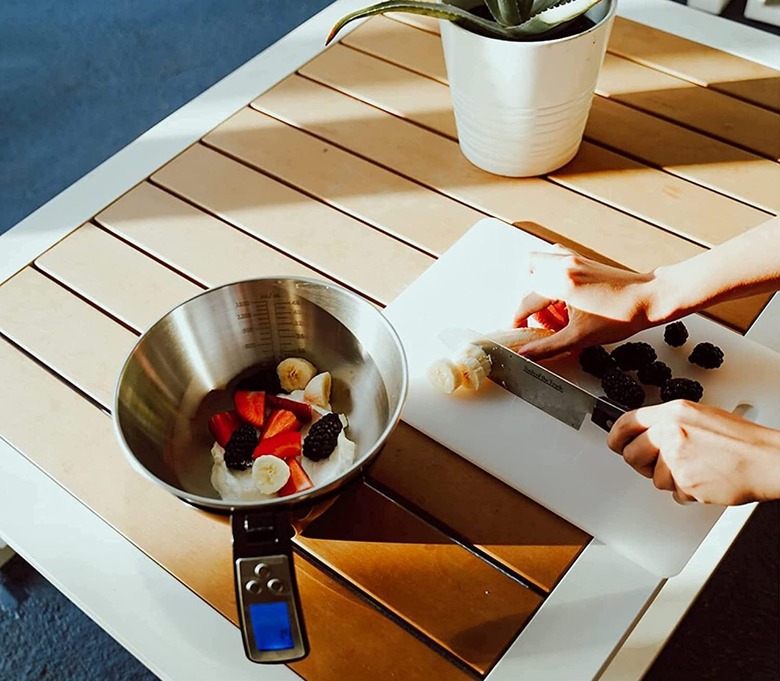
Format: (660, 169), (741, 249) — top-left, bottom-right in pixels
(439, 328), (624, 432)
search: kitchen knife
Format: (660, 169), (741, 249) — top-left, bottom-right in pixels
(439, 328), (624, 432)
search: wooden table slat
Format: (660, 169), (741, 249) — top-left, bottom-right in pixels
(379, 14), (780, 115)
(252, 75), (702, 271)
(0, 338), (473, 681)
(342, 16), (447, 84)
(95, 182), (321, 289)
(386, 13), (441, 34)
(35, 223), (202, 332)
(608, 16), (780, 113)
(586, 97), (780, 215)
(151, 144), (435, 306)
(202, 106), (484, 257)
(298, 484), (543, 673)
(368, 422), (588, 592)
(340, 17), (780, 215)
(251, 75), (771, 332)
(598, 53), (780, 161)
(300, 43), (772, 247)
(0, 267), (136, 406)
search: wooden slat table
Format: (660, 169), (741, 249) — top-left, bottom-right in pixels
(0, 1), (777, 679)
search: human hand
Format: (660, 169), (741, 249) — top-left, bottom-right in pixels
(608, 400), (780, 505)
(512, 246), (656, 360)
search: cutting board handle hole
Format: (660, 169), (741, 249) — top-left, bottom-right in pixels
(732, 402), (758, 422)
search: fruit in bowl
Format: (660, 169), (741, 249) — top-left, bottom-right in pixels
(208, 357), (358, 502)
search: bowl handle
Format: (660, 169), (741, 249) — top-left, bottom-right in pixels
(231, 509), (309, 663)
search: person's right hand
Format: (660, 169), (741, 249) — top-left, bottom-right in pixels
(608, 400), (780, 505)
(513, 245), (658, 360)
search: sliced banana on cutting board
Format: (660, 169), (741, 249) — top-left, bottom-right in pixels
(427, 327), (554, 394)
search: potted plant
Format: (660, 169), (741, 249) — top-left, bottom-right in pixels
(326, 0), (617, 177)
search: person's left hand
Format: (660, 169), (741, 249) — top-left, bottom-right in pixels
(607, 400), (780, 505)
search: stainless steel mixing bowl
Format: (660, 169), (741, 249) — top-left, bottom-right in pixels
(113, 277), (408, 663)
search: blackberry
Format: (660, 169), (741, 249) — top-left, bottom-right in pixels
(663, 321), (689, 347)
(224, 423), (258, 470)
(688, 342), (724, 369)
(579, 345), (617, 378)
(637, 360), (672, 387)
(610, 342), (657, 371)
(303, 413), (343, 462)
(601, 369), (645, 410)
(660, 377), (704, 403)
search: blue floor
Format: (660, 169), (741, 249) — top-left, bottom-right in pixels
(1, 1), (778, 680)
(0, 0), (332, 237)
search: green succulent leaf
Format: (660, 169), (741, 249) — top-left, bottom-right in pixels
(326, 1), (494, 44)
(529, 0), (576, 16)
(484, 0), (523, 25)
(509, 0), (604, 35)
(326, 0), (605, 44)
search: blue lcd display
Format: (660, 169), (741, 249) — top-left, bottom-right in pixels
(249, 602), (295, 651)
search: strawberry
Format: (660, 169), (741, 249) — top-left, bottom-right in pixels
(234, 391), (266, 427)
(261, 408), (302, 440)
(532, 301), (569, 331)
(207, 410), (242, 447)
(278, 458), (314, 496)
(514, 316), (529, 328)
(266, 394), (312, 423)
(253, 431), (302, 459)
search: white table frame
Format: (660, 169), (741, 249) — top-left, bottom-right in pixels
(1, 1), (777, 679)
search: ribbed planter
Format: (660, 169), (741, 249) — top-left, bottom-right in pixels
(440, 0), (616, 177)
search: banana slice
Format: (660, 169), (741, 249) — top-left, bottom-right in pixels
(251, 455), (291, 494)
(457, 344), (491, 391)
(277, 357), (317, 392)
(304, 371), (332, 409)
(426, 358), (463, 394)
(485, 327), (554, 352)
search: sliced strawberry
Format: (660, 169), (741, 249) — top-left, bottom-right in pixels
(533, 301), (569, 331)
(253, 431), (302, 459)
(278, 458), (314, 496)
(261, 408), (302, 440)
(266, 394), (312, 423)
(208, 410), (242, 447)
(513, 316), (529, 328)
(234, 390), (266, 427)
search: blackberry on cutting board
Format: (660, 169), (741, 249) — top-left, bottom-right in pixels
(303, 413), (343, 461)
(660, 377), (704, 403)
(601, 369), (645, 410)
(223, 423), (258, 470)
(688, 342), (725, 369)
(663, 321), (689, 347)
(610, 342), (657, 371)
(578, 345), (617, 378)
(637, 360), (673, 387)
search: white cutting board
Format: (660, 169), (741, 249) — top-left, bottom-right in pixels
(385, 219), (780, 577)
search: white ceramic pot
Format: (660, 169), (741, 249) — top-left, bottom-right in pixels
(440, 0), (616, 177)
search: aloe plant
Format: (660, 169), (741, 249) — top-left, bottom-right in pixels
(326, 0), (605, 45)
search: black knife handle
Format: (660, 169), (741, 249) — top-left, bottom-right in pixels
(591, 398), (625, 432)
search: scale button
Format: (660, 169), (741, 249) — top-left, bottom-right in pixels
(254, 563), (271, 578)
(245, 580), (263, 594)
(267, 578), (284, 593)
